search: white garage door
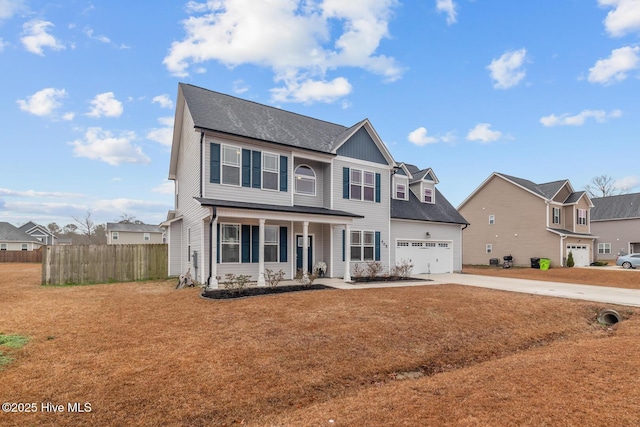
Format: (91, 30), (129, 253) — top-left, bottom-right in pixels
(396, 241), (452, 274)
(567, 245), (589, 267)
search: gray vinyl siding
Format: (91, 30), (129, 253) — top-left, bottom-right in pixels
(323, 163), (332, 209)
(336, 127), (388, 165)
(169, 220), (182, 276)
(390, 220), (463, 272)
(332, 157), (391, 277)
(592, 218), (640, 260)
(215, 219), (294, 281)
(204, 136), (292, 206)
(175, 103), (209, 282)
(293, 159), (325, 208)
(108, 231), (164, 244)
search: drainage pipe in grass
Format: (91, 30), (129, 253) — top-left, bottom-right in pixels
(597, 309), (622, 325)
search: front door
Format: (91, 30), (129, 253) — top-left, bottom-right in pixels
(296, 235), (313, 271)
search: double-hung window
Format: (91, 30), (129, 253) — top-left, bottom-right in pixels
(350, 231), (375, 261)
(553, 207), (561, 224)
(396, 183), (406, 200)
(21, 244), (28, 251)
(350, 169), (375, 202)
(424, 187), (433, 203)
(143, 233), (150, 241)
(262, 153), (279, 191)
(489, 215), (495, 225)
(598, 243), (611, 254)
(264, 226), (279, 262)
(577, 209), (587, 225)
(221, 224), (240, 263)
(112, 232), (119, 240)
(222, 145), (241, 186)
(0, 243), (6, 251)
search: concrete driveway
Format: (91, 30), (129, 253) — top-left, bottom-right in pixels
(425, 273), (640, 308)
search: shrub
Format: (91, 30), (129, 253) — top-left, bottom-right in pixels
(221, 273), (252, 294)
(393, 259), (414, 278)
(264, 268), (285, 289)
(295, 269), (318, 286)
(567, 251), (575, 268)
(351, 263), (365, 279)
(366, 261), (384, 279)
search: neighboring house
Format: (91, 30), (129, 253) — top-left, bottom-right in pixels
(162, 83), (467, 286)
(18, 221), (57, 245)
(458, 172), (596, 267)
(0, 222), (45, 251)
(591, 193), (640, 261)
(106, 223), (165, 245)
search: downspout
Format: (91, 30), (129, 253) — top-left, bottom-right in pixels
(207, 206), (217, 287)
(199, 131), (204, 198)
(461, 223), (468, 273)
(560, 234), (567, 267)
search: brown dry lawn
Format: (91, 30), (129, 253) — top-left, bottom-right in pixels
(1, 263), (640, 426)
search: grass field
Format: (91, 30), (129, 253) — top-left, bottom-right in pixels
(1, 263), (639, 426)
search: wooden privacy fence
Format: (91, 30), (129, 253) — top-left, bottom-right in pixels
(0, 249), (43, 263)
(42, 244), (168, 285)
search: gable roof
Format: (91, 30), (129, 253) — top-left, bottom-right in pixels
(459, 172), (588, 208)
(180, 83), (348, 154)
(18, 221), (53, 236)
(0, 222), (43, 243)
(106, 223), (164, 233)
(591, 193), (640, 221)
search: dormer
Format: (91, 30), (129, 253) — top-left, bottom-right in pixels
(392, 163), (413, 201)
(409, 167), (439, 204)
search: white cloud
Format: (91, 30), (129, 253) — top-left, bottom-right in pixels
(70, 127), (150, 166)
(146, 117), (174, 147)
(0, 0), (25, 21)
(83, 27), (111, 44)
(87, 92), (124, 118)
(599, 0), (640, 37)
(21, 20), (65, 55)
(270, 76), (352, 104)
(62, 112), (75, 121)
(0, 38), (7, 52)
(466, 123), (502, 143)
(233, 79), (250, 94)
(436, 0), (457, 25)
(588, 46), (640, 85)
(408, 127), (437, 146)
(163, 0), (402, 104)
(17, 87), (67, 117)
(614, 175), (640, 191)
(487, 48), (527, 89)
(152, 94), (174, 109)
(540, 109), (623, 127)
(152, 182), (175, 195)
(0, 188), (85, 199)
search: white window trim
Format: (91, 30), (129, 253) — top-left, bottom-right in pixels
(294, 164), (316, 196)
(262, 152), (279, 192)
(112, 231), (119, 240)
(350, 230), (375, 262)
(553, 207), (561, 224)
(0, 243), (7, 250)
(21, 243), (28, 251)
(221, 144), (241, 187)
(220, 223), (241, 264)
(350, 168), (376, 202)
(489, 215), (495, 225)
(395, 181), (407, 200)
(577, 208), (587, 225)
(598, 243), (611, 254)
(143, 233), (150, 241)
(423, 186), (434, 204)
(264, 225), (279, 263)
(486, 244), (492, 254)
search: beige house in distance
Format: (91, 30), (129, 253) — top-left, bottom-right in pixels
(106, 223), (165, 245)
(458, 172), (596, 267)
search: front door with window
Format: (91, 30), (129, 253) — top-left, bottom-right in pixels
(296, 235), (313, 272)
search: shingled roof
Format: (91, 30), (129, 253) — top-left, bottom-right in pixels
(180, 83), (349, 154)
(391, 188), (468, 225)
(0, 222), (42, 243)
(591, 193), (640, 221)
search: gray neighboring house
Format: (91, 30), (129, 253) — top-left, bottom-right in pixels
(591, 193), (640, 260)
(0, 222), (45, 251)
(106, 223), (165, 245)
(162, 83), (467, 286)
(18, 221), (57, 245)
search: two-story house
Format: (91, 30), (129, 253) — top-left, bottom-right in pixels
(18, 221), (57, 245)
(106, 223), (165, 245)
(458, 172), (596, 267)
(163, 83), (468, 287)
(591, 193), (640, 261)
(0, 222), (45, 251)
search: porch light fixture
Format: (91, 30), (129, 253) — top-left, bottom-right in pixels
(425, 232), (431, 238)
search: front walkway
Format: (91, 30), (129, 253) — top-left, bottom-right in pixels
(314, 273), (640, 307)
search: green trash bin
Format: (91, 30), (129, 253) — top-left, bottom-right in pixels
(539, 258), (550, 270)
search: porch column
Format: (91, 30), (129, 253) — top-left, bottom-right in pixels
(258, 219), (266, 286)
(344, 224), (351, 282)
(209, 216), (219, 289)
(302, 221), (309, 284)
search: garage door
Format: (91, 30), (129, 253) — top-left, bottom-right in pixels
(567, 245), (589, 267)
(396, 241), (452, 274)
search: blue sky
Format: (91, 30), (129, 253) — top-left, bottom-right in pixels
(1, 0), (639, 228)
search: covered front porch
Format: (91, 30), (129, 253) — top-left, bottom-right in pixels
(198, 198), (363, 288)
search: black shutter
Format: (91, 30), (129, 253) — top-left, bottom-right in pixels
(343, 167), (350, 199)
(210, 143), (220, 184)
(241, 225), (251, 263)
(280, 156), (288, 192)
(279, 226), (287, 262)
(251, 226), (259, 263)
(242, 149), (251, 187)
(252, 151), (261, 189)
(375, 173), (381, 203)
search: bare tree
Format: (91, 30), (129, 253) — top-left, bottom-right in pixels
(118, 213), (138, 224)
(47, 222), (61, 235)
(584, 175), (626, 198)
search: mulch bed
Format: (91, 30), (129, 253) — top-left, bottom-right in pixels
(201, 284), (334, 299)
(351, 276), (432, 283)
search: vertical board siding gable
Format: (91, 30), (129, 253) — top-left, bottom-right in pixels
(336, 127), (389, 165)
